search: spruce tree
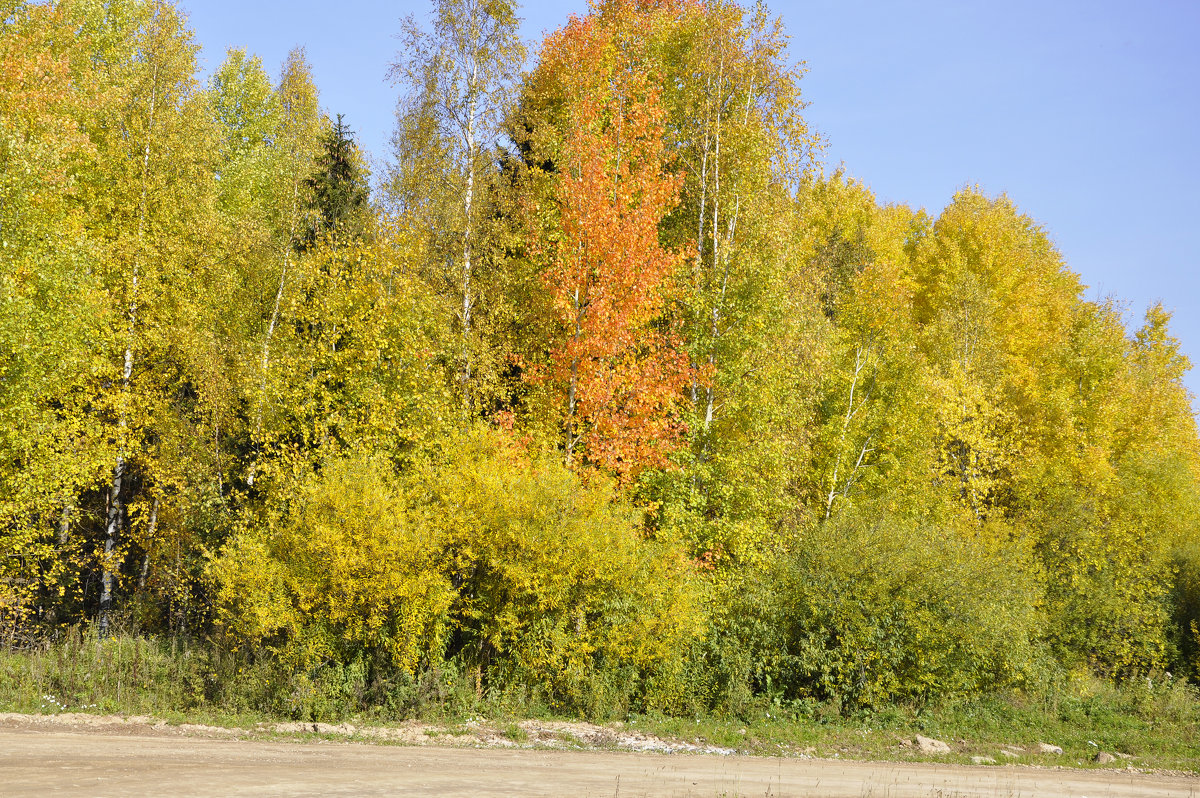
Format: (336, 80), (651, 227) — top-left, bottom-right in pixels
(305, 114), (370, 245)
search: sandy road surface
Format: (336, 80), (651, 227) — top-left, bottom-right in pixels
(1, 729), (1196, 798)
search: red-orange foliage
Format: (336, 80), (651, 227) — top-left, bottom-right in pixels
(534, 6), (694, 479)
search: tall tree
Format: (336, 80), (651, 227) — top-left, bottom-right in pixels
(244, 48), (322, 487)
(387, 0), (525, 421)
(795, 174), (928, 521)
(523, 0), (824, 558)
(250, 222), (455, 484)
(0, 0), (108, 637)
(78, 0), (219, 634)
(912, 189), (1081, 520)
(524, 7), (693, 478)
(661, 0), (818, 441)
(306, 114), (371, 244)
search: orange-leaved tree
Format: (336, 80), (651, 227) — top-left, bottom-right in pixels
(531, 7), (694, 479)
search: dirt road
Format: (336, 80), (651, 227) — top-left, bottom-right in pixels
(2, 728), (1196, 798)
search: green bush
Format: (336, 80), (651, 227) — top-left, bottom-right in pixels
(1173, 541), (1200, 679)
(1027, 450), (1195, 680)
(761, 503), (1045, 708)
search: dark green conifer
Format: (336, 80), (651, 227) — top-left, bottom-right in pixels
(304, 114), (370, 245)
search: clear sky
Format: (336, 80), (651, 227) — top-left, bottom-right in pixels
(183, 0), (1200, 403)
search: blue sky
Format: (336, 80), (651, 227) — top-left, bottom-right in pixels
(184, 0), (1200, 402)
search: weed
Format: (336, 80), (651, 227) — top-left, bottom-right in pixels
(500, 722), (528, 743)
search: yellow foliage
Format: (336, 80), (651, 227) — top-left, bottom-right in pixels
(209, 457), (453, 674)
(421, 429), (704, 706)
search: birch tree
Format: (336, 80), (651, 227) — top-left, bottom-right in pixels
(804, 182), (926, 522)
(668, 1), (815, 433)
(245, 49), (321, 487)
(550, 0), (824, 559)
(0, 0), (107, 637)
(81, 0), (215, 634)
(387, 0), (525, 421)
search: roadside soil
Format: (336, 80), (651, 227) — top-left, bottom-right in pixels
(0, 713), (1195, 797)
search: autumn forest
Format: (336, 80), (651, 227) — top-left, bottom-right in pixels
(2, 0), (1199, 720)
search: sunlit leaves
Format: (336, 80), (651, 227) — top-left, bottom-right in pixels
(5, 0), (1200, 701)
(526, 7), (693, 478)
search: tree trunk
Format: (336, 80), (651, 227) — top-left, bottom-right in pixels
(57, 503), (73, 546)
(248, 165), (302, 487)
(460, 79), (477, 424)
(137, 496), (159, 591)
(825, 345), (869, 520)
(565, 286), (581, 467)
(101, 58), (158, 636)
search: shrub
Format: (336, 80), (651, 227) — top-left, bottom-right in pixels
(420, 429), (704, 714)
(1028, 450), (1196, 679)
(207, 457), (454, 680)
(1172, 541), (1200, 679)
(207, 431), (705, 718)
(762, 502), (1045, 708)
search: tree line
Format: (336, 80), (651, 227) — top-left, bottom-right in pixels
(2, 0), (1198, 715)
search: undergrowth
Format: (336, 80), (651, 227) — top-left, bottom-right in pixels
(2, 628), (1197, 772)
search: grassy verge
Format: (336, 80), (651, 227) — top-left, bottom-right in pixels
(634, 678), (1200, 771)
(0, 630), (266, 729)
(2, 631), (1197, 772)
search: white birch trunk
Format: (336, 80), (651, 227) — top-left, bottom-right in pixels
(246, 179), (299, 488)
(460, 66), (478, 423)
(825, 345), (870, 520)
(101, 60), (158, 635)
(565, 284), (581, 467)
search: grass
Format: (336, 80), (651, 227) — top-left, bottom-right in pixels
(2, 629), (1198, 773)
(500, 721), (529, 743)
(632, 678), (1200, 771)
(4, 631), (189, 715)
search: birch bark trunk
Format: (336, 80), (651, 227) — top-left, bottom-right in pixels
(460, 71), (477, 423)
(100, 61), (158, 636)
